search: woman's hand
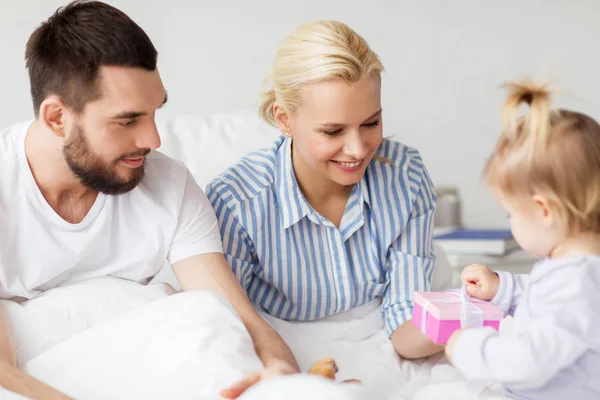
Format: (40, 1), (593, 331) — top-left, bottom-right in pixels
(461, 264), (499, 300)
(391, 321), (445, 360)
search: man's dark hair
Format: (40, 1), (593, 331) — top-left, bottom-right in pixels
(25, 0), (158, 116)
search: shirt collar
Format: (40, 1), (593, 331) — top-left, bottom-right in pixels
(274, 138), (310, 229)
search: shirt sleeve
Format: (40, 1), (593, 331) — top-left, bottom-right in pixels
(452, 262), (599, 389)
(490, 271), (530, 316)
(382, 160), (437, 337)
(167, 170), (224, 265)
(205, 181), (257, 291)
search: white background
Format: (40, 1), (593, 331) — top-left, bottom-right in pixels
(2, 0), (598, 227)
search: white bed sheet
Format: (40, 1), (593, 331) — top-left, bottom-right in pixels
(1, 278), (512, 399)
(260, 300), (512, 400)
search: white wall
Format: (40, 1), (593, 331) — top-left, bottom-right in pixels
(2, 0), (599, 227)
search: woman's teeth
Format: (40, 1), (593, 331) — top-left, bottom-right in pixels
(338, 161), (361, 167)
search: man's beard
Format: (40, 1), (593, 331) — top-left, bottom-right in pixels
(63, 124), (149, 195)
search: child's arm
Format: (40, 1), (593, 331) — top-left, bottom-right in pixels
(449, 263), (598, 389)
(462, 264), (529, 316)
(490, 271), (530, 316)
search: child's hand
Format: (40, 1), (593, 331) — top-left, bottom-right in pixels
(461, 264), (499, 300)
(445, 328), (466, 362)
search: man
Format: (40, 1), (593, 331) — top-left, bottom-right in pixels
(0, 1), (298, 398)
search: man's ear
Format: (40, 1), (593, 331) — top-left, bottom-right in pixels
(532, 194), (555, 228)
(39, 95), (67, 138)
(273, 102), (292, 138)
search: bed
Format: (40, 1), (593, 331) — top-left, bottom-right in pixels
(1, 111), (512, 399)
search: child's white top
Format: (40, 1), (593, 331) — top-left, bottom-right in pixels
(452, 255), (600, 399)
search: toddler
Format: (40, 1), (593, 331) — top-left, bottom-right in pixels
(445, 80), (600, 399)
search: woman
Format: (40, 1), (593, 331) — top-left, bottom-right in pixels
(206, 20), (442, 362)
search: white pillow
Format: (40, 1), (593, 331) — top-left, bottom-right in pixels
(155, 110), (280, 190)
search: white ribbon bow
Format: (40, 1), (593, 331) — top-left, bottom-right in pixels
(419, 285), (483, 334)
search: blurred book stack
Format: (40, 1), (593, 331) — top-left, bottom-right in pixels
(434, 229), (519, 256)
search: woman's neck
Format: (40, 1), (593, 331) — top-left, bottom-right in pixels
(290, 142), (352, 206)
(550, 231), (600, 259)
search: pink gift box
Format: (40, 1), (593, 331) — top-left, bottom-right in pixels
(412, 291), (505, 344)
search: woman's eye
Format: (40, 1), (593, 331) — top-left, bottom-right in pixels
(363, 119), (380, 128)
(323, 129), (343, 136)
(322, 119), (379, 136)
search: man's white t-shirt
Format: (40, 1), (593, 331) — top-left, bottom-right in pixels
(0, 121), (224, 301)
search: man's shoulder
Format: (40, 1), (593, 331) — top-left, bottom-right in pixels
(0, 121), (29, 165)
(138, 150), (193, 199)
(145, 150), (188, 176)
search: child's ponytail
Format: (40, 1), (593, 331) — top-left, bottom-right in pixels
(501, 80), (552, 152)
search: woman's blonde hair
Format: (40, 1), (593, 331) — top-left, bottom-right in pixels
(259, 20), (384, 126)
(484, 79), (600, 233)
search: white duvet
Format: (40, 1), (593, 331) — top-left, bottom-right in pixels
(0, 278), (511, 399)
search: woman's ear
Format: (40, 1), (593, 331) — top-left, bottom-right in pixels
(532, 194), (555, 228)
(39, 95), (67, 138)
(273, 102), (293, 138)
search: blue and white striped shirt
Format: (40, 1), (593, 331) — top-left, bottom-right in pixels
(206, 136), (437, 335)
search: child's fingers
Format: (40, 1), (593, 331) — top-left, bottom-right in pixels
(465, 282), (482, 297)
(461, 268), (482, 285)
